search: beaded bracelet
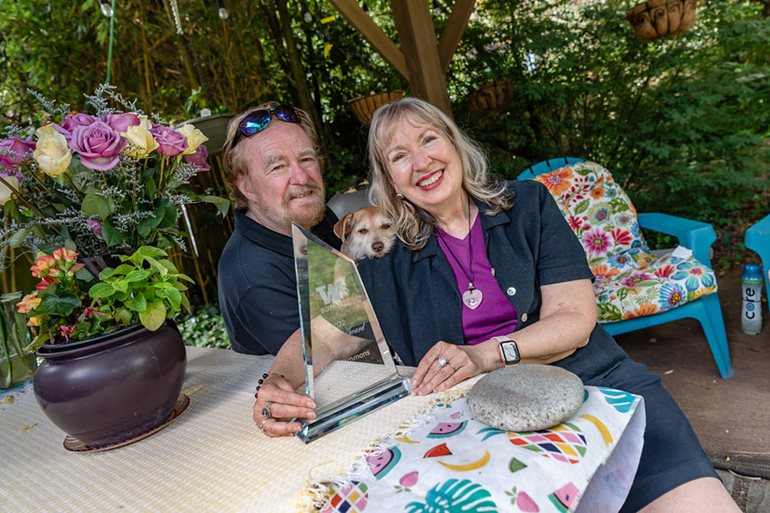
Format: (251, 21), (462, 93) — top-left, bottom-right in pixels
(254, 372), (286, 399)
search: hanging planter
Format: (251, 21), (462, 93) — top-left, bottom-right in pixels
(349, 90), (404, 124)
(626, 0), (698, 41)
(468, 79), (514, 112)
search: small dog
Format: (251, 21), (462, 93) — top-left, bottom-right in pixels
(333, 206), (397, 261)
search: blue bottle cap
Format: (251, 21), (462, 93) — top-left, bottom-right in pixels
(742, 263), (762, 277)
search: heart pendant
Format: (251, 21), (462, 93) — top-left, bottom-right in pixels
(462, 288), (483, 310)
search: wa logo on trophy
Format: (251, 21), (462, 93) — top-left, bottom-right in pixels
(292, 223), (411, 443)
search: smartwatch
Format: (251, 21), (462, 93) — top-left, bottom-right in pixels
(494, 335), (521, 365)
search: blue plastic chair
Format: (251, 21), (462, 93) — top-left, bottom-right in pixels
(745, 213), (770, 315)
(518, 158), (734, 379)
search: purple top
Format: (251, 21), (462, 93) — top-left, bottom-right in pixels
(435, 214), (519, 345)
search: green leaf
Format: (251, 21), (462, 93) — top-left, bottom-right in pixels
(139, 300), (166, 331)
(9, 227), (30, 248)
(164, 287), (182, 311)
(112, 279), (129, 293)
(124, 293), (147, 313)
(125, 269), (151, 282)
(89, 282), (116, 299)
(81, 191), (115, 218)
(98, 267), (115, 280)
(198, 195), (231, 217)
(36, 293), (81, 316)
(135, 246), (167, 259)
(101, 220), (124, 247)
(157, 204), (178, 229)
(137, 208), (165, 237)
(145, 176), (157, 197)
(157, 258), (178, 273)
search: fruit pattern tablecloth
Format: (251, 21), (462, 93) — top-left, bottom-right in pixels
(316, 386), (645, 513)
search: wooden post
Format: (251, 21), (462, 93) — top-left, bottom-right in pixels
(390, 0), (452, 117)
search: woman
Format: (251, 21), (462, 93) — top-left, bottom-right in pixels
(255, 98), (739, 513)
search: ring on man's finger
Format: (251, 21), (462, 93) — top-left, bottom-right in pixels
(437, 357), (448, 368)
(261, 402), (273, 419)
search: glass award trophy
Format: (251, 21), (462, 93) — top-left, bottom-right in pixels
(292, 223), (412, 443)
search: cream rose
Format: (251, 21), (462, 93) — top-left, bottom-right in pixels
(0, 174), (19, 205)
(123, 124), (159, 159)
(34, 125), (72, 177)
(177, 124), (208, 155)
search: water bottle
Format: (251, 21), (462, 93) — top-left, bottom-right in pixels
(741, 263), (763, 335)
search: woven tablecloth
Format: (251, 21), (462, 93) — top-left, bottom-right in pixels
(0, 348), (644, 512)
(0, 347), (477, 513)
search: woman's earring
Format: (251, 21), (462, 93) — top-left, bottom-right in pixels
(396, 193), (405, 200)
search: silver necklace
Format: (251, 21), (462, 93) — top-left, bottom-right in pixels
(438, 196), (483, 310)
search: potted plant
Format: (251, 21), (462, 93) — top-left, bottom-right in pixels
(0, 84), (229, 271)
(16, 245), (191, 449)
(0, 291), (36, 389)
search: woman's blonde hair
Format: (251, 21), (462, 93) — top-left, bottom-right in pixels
(367, 97), (513, 250)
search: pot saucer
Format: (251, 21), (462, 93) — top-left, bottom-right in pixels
(63, 393), (190, 452)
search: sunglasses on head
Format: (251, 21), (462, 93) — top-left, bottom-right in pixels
(231, 105), (301, 147)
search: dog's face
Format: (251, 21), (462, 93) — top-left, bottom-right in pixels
(333, 207), (397, 261)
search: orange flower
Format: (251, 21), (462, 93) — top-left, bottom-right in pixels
(538, 167), (574, 197)
(624, 304), (658, 319)
(53, 247), (78, 263)
(30, 254), (56, 278)
(26, 316), (41, 327)
(590, 187), (605, 199)
(591, 264), (620, 278)
(16, 292), (41, 314)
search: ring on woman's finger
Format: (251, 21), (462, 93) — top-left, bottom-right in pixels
(261, 402), (273, 419)
(437, 357), (448, 368)
(447, 362), (458, 372)
(259, 417), (268, 433)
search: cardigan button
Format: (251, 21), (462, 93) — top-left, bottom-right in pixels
(506, 287), (516, 296)
(521, 313), (528, 323)
(491, 267), (495, 276)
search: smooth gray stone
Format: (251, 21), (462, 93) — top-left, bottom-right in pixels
(468, 364), (584, 432)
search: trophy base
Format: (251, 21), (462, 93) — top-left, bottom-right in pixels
(296, 376), (412, 443)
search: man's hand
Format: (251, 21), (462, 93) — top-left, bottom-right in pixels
(253, 375), (316, 437)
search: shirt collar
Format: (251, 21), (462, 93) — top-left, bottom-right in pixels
(234, 207), (341, 258)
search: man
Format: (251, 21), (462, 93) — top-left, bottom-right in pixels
(218, 103), (341, 355)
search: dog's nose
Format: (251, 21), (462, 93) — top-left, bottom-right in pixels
(372, 242), (384, 253)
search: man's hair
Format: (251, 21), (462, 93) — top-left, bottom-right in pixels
(222, 102), (321, 210)
(367, 97), (513, 250)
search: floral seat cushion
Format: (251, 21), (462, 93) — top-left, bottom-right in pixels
(533, 161), (717, 323)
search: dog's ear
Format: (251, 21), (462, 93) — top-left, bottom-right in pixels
(333, 213), (355, 242)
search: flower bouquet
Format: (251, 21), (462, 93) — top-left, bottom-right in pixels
(0, 85), (229, 269)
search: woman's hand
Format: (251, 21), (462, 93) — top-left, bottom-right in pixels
(411, 341), (500, 396)
(253, 375), (316, 437)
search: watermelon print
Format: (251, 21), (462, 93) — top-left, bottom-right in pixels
(320, 482), (369, 513)
(406, 479), (497, 513)
(533, 162), (718, 323)
(548, 482), (580, 513)
(424, 442), (453, 458)
(427, 421), (467, 438)
(367, 447), (401, 480)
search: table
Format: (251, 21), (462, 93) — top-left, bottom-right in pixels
(0, 347), (645, 512)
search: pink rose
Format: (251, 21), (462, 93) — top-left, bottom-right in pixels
(103, 112), (141, 132)
(69, 120), (127, 171)
(0, 137), (36, 170)
(183, 143), (210, 172)
(55, 113), (99, 141)
(150, 125), (188, 156)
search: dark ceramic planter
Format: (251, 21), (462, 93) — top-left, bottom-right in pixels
(33, 321), (186, 448)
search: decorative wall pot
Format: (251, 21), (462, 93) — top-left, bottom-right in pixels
(0, 292), (36, 389)
(33, 321), (186, 448)
(468, 79), (514, 112)
(626, 0), (698, 41)
(349, 90), (404, 124)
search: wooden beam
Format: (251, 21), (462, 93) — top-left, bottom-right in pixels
(327, 0), (409, 81)
(438, 0), (476, 74)
(390, 0), (452, 116)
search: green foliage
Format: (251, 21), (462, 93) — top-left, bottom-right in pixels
(178, 303), (230, 349)
(20, 245), (193, 349)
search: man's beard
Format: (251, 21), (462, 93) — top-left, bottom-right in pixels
(255, 184), (326, 232)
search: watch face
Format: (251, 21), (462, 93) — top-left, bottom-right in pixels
(501, 341), (520, 364)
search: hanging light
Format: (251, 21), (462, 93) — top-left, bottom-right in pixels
(217, 0), (229, 20)
(98, 0), (113, 17)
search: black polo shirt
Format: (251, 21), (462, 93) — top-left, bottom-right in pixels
(217, 208), (341, 355)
